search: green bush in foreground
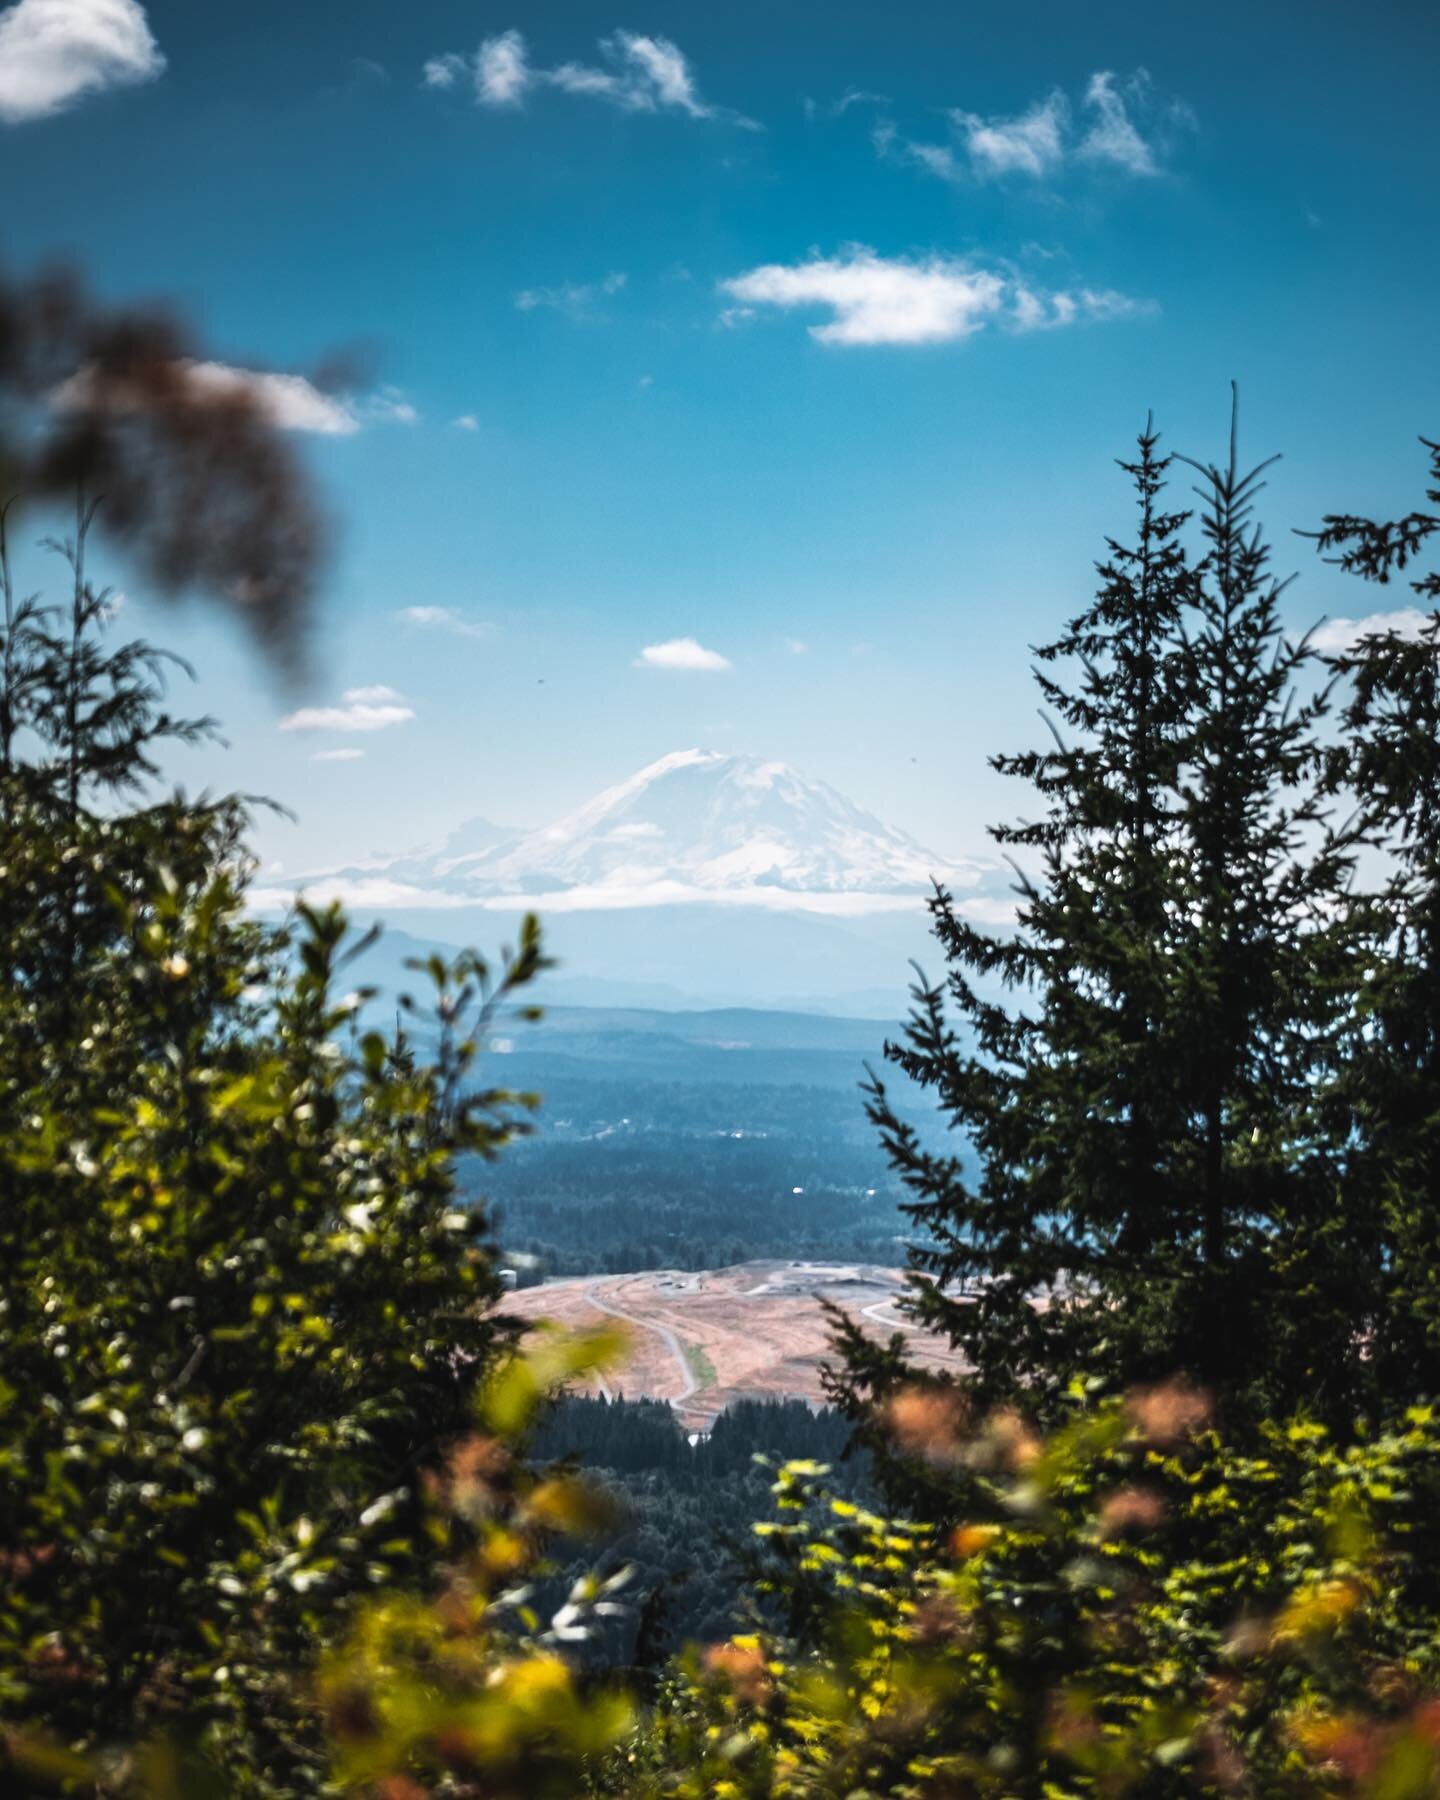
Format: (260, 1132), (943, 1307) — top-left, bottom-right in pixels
(314, 1352), (1440, 1799)
(0, 498), (546, 1789)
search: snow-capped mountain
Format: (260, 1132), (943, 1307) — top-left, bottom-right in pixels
(274, 750), (999, 915)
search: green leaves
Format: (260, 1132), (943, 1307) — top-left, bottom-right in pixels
(0, 500), (557, 1788)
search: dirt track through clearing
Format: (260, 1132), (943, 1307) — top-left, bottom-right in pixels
(583, 1282), (698, 1402)
(510, 1261), (966, 1426)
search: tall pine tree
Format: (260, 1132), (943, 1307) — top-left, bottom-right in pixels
(839, 401), (1365, 1433)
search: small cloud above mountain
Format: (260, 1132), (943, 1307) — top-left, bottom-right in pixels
(279, 686), (415, 733)
(637, 637), (734, 672)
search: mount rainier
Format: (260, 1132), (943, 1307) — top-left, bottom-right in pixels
(273, 749), (1001, 916)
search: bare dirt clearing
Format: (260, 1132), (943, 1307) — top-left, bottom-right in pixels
(506, 1261), (966, 1431)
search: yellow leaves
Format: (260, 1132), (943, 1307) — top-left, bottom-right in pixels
(1270, 1576), (1365, 1646)
(476, 1323), (628, 1440)
(523, 1474), (616, 1539)
(949, 1523), (1000, 1559)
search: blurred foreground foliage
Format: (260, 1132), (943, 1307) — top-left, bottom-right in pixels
(609, 1383), (1440, 1799)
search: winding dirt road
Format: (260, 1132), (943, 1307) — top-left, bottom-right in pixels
(583, 1281), (698, 1402)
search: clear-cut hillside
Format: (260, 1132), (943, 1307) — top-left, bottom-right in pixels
(303, 749), (993, 908)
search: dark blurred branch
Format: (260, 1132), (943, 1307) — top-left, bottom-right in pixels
(0, 260), (334, 683)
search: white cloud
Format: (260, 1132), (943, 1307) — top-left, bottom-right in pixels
(250, 875), (957, 919)
(424, 26), (752, 126)
(280, 686), (415, 733)
(720, 250), (1005, 347)
(636, 637), (733, 672)
(1309, 607), (1434, 656)
(515, 271), (626, 315)
(786, 639), (807, 655)
(311, 748), (365, 762)
(422, 53), (463, 88)
(183, 363), (358, 434)
(53, 359), (358, 434)
(395, 605), (491, 641)
(452, 413), (480, 431)
(611, 32), (706, 117)
(51, 359), (422, 436)
(1079, 69), (1156, 175)
(720, 249), (1151, 348)
(882, 67), (1185, 187)
(0, 0), (163, 124)
(951, 90), (1067, 178)
(1010, 284), (1152, 331)
(476, 28), (528, 104)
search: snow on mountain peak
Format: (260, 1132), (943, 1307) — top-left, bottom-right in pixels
(281, 749), (1001, 915)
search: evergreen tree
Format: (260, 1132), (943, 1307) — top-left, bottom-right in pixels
(1310, 436), (1440, 1397)
(838, 402), (1364, 1438)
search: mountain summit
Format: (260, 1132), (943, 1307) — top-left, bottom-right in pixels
(280, 749), (997, 915)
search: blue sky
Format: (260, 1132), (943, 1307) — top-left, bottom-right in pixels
(3, 0), (1438, 874)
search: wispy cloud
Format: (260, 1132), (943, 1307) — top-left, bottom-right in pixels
(476, 27), (528, 104)
(720, 248), (1151, 348)
(952, 90), (1068, 178)
(0, 0), (163, 124)
(1009, 284), (1152, 331)
(422, 27), (755, 127)
(636, 636), (734, 672)
(804, 87), (890, 122)
(883, 67), (1189, 187)
(452, 413), (480, 431)
(311, 747), (365, 762)
(395, 605), (492, 641)
(360, 386), (419, 425)
(280, 686), (415, 732)
(422, 51), (466, 90)
(1079, 70), (1158, 175)
(515, 271), (627, 316)
(1310, 607), (1434, 656)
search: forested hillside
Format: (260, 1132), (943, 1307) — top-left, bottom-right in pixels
(528, 1397), (874, 1666)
